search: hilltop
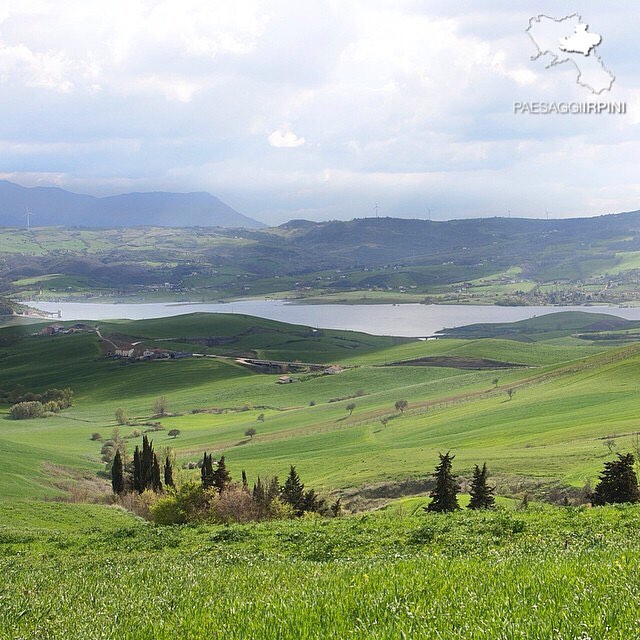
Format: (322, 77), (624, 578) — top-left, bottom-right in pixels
(0, 180), (264, 229)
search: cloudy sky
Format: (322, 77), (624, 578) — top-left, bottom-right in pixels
(0, 0), (638, 224)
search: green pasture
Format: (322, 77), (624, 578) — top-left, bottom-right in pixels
(0, 311), (638, 500)
(3, 505), (640, 638)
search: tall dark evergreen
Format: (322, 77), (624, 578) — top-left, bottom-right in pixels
(201, 452), (215, 489)
(132, 436), (161, 493)
(281, 465), (305, 515)
(212, 455), (231, 492)
(111, 449), (125, 494)
(164, 456), (175, 489)
(253, 477), (266, 505)
(141, 435), (154, 491)
(151, 453), (163, 492)
(467, 463), (495, 510)
(133, 447), (143, 493)
(426, 451), (461, 513)
(302, 488), (324, 513)
(241, 469), (248, 491)
(591, 453), (640, 505)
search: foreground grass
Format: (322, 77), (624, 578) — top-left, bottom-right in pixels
(2, 503), (640, 639)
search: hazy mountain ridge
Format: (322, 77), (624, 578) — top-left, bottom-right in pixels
(0, 181), (265, 229)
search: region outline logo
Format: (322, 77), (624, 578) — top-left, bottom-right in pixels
(514, 13), (626, 115)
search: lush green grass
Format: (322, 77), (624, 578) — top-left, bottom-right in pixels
(1, 312), (637, 498)
(3, 505), (640, 638)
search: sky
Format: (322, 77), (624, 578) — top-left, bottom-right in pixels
(0, 0), (639, 225)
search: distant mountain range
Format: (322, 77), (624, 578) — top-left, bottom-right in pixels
(0, 181), (264, 229)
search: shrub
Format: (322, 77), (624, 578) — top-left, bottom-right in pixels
(9, 401), (45, 420)
(91, 432), (103, 441)
(167, 429), (181, 438)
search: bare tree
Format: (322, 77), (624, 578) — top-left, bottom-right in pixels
(153, 396), (168, 416)
(346, 402), (356, 416)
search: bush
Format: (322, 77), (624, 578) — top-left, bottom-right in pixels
(150, 483), (214, 524)
(9, 401), (45, 420)
(167, 429), (181, 438)
(91, 432), (103, 441)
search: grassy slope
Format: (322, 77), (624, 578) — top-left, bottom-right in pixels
(0, 312), (635, 500)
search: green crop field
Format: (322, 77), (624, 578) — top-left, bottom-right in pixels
(3, 310), (640, 637)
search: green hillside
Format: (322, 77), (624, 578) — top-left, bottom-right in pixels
(3, 310), (640, 638)
(0, 311), (636, 500)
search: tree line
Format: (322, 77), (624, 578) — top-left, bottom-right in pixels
(111, 436), (339, 524)
(1, 387), (74, 419)
(425, 450), (640, 512)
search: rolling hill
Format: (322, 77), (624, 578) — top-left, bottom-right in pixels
(0, 180), (264, 228)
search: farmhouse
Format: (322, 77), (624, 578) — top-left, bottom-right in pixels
(39, 323), (65, 336)
(324, 365), (344, 375)
(277, 375), (296, 384)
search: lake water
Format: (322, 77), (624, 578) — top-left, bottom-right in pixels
(21, 299), (640, 337)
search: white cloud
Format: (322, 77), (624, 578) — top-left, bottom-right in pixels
(268, 125), (305, 148)
(0, 1), (639, 223)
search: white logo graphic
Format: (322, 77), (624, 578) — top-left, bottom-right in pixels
(527, 14), (615, 94)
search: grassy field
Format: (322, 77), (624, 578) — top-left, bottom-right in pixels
(0, 311), (637, 501)
(2, 310), (640, 637)
(3, 502), (640, 638)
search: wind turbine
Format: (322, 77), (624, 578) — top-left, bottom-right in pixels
(24, 208), (33, 229)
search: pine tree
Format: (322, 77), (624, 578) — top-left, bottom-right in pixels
(467, 463), (495, 510)
(591, 453), (640, 505)
(133, 446), (143, 493)
(164, 455), (175, 489)
(426, 451), (460, 513)
(151, 453), (163, 492)
(111, 449), (125, 494)
(302, 488), (324, 513)
(212, 456), (231, 492)
(281, 465), (305, 515)
(201, 452), (215, 489)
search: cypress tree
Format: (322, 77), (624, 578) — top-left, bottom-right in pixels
(133, 446), (143, 493)
(141, 435), (154, 491)
(111, 449), (125, 494)
(426, 451), (460, 513)
(201, 452), (215, 489)
(151, 453), (163, 492)
(467, 463), (495, 510)
(253, 477), (265, 505)
(591, 453), (640, 505)
(164, 455), (175, 489)
(241, 469), (248, 491)
(281, 465), (305, 515)
(212, 456), (231, 492)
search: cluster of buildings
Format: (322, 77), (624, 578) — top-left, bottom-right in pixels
(101, 340), (193, 361)
(35, 323), (90, 336)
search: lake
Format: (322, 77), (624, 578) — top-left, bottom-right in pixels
(20, 299), (640, 337)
